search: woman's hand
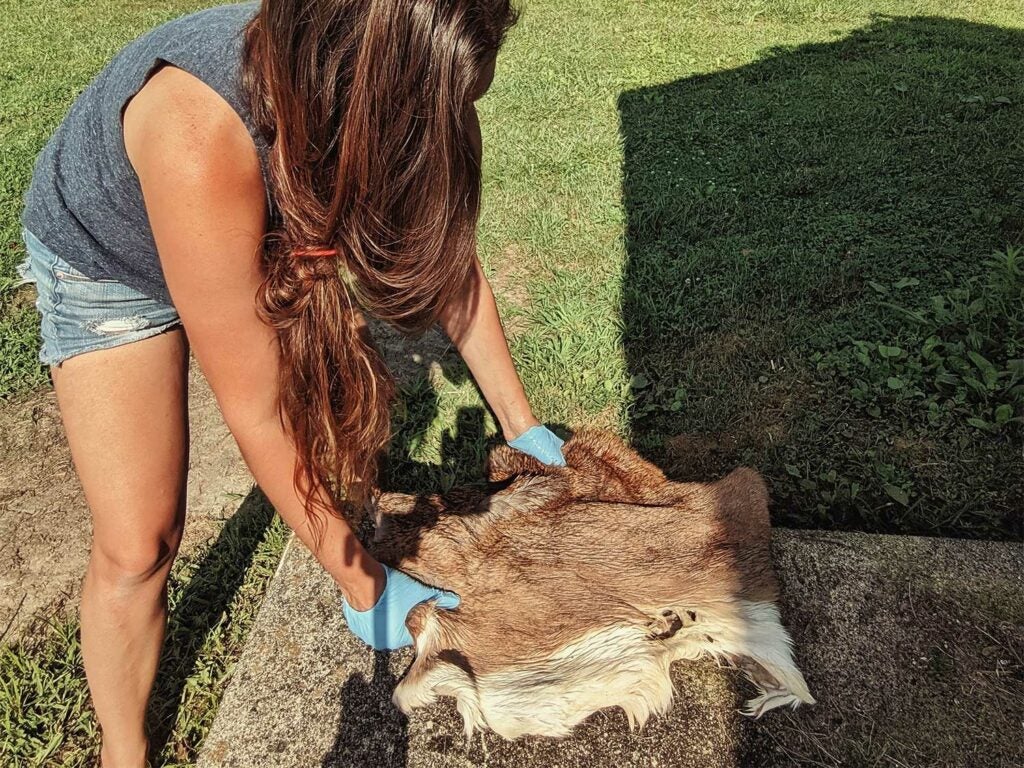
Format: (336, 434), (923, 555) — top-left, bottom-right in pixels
(508, 424), (566, 466)
(342, 565), (461, 650)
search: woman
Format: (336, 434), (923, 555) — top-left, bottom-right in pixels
(18, 1), (565, 765)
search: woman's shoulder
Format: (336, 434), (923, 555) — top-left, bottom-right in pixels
(123, 65), (263, 197)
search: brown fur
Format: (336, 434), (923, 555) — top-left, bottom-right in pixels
(374, 429), (780, 672)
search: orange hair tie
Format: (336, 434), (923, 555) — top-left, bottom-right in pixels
(292, 246), (338, 259)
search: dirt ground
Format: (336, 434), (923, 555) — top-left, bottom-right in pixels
(0, 319), (457, 644)
(0, 361), (253, 642)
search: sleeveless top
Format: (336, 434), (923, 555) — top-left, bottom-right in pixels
(20, 2), (270, 305)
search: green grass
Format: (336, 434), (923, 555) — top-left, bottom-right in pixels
(1, 0), (1023, 765)
(474, 0), (1023, 538)
(0, 491), (289, 767)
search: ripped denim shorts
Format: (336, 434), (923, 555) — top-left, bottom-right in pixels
(17, 228), (182, 367)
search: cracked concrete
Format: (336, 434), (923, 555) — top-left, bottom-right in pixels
(198, 529), (1023, 768)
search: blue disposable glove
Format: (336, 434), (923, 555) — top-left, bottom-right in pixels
(342, 565), (460, 651)
(507, 424), (566, 466)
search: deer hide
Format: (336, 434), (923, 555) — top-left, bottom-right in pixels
(372, 428), (814, 739)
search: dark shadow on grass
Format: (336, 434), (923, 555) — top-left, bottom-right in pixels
(146, 487), (276, 761)
(619, 15), (1023, 538)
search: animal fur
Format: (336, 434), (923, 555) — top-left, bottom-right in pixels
(372, 428), (814, 739)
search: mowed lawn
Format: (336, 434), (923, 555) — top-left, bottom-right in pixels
(1, 0), (1022, 765)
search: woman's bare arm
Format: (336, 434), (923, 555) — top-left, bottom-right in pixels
(123, 65), (384, 609)
(439, 257), (540, 440)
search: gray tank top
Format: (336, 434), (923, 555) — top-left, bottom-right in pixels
(20, 2), (269, 305)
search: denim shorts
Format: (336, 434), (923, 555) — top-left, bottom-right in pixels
(17, 228), (182, 367)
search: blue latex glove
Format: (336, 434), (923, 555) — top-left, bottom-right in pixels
(507, 424), (566, 466)
(342, 565), (460, 651)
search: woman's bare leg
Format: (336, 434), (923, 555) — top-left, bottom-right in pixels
(51, 329), (189, 768)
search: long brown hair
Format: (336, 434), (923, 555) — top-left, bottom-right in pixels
(242, 0), (517, 524)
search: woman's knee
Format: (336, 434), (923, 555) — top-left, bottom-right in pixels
(88, 527), (183, 587)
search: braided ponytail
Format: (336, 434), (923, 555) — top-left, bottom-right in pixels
(256, 248), (392, 521)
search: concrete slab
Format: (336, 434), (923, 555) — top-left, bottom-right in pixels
(198, 529), (1023, 768)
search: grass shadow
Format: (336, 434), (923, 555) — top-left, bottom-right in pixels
(147, 487), (276, 761)
(379, 325), (531, 496)
(619, 15), (1023, 538)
